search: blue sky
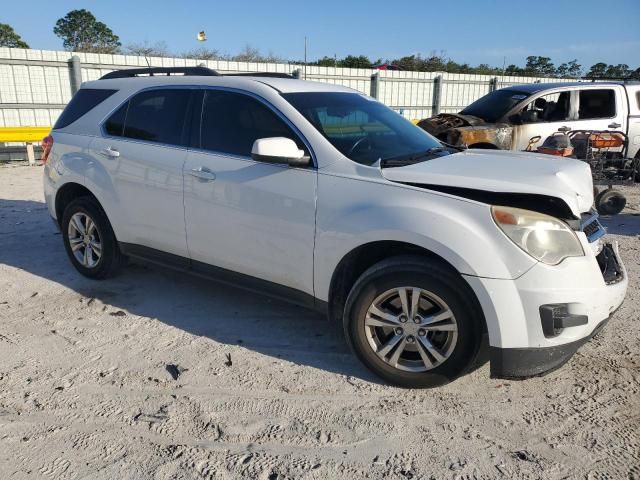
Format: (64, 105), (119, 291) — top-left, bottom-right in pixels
(3, 0), (639, 68)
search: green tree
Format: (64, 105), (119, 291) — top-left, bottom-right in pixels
(0, 23), (29, 48)
(338, 55), (373, 68)
(316, 55), (337, 67)
(504, 64), (525, 76)
(586, 62), (608, 79)
(525, 56), (556, 76)
(54, 9), (121, 53)
(604, 63), (631, 79)
(555, 59), (582, 78)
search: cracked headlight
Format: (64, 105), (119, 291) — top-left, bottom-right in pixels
(491, 206), (584, 265)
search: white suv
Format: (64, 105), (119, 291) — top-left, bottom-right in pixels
(43, 67), (627, 388)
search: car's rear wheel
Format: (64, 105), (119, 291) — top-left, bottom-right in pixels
(343, 256), (483, 388)
(62, 197), (122, 279)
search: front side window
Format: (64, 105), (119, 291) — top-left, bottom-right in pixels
(519, 91), (571, 123)
(199, 90), (305, 157)
(578, 89), (616, 119)
(104, 89), (192, 146)
(283, 92), (442, 166)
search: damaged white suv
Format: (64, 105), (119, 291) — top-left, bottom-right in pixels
(43, 67), (627, 387)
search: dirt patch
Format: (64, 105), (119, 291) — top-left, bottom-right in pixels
(1, 164), (639, 479)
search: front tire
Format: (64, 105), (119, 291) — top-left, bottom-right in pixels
(343, 256), (484, 388)
(61, 197), (122, 279)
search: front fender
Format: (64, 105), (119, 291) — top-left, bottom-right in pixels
(314, 174), (536, 301)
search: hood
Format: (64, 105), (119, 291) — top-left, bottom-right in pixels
(381, 149), (593, 218)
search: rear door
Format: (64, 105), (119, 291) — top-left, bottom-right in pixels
(571, 86), (627, 134)
(89, 88), (194, 257)
(183, 89), (317, 296)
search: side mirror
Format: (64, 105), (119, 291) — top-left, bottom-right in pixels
(508, 112), (523, 125)
(251, 137), (311, 167)
(520, 110), (539, 124)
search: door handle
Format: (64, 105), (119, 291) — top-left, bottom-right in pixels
(557, 126), (571, 133)
(187, 167), (216, 181)
(608, 122), (621, 129)
(97, 147), (120, 158)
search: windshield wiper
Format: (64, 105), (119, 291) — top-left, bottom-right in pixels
(380, 147), (449, 168)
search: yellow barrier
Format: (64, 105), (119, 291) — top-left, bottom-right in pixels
(0, 127), (51, 143)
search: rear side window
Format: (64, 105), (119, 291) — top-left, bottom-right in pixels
(636, 91), (640, 110)
(104, 89), (192, 146)
(53, 89), (117, 129)
(578, 89), (616, 119)
(199, 90), (304, 156)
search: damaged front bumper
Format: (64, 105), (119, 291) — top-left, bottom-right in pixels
(464, 240), (627, 379)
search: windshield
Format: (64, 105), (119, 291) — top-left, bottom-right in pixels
(460, 89), (530, 122)
(282, 92), (443, 166)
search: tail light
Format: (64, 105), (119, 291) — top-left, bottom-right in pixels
(42, 135), (53, 163)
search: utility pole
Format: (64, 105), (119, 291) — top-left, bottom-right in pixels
(304, 36), (308, 79)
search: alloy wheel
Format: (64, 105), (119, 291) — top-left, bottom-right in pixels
(364, 287), (458, 372)
(67, 212), (102, 268)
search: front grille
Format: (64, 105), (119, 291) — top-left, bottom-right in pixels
(579, 212), (606, 243)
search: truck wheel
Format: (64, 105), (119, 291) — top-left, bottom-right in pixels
(595, 189), (626, 216)
(61, 197), (122, 279)
(343, 256), (484, 388)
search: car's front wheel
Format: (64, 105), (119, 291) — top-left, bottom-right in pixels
(343, 256), (484, 388)
(61, 197), (122, 279)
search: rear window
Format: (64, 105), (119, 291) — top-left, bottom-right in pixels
(53, 89), (117, 129)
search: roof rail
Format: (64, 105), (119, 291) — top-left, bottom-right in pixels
(224, 72), (294, 79)
(99, 67), (296, 81)
(100, 66), (219, 80)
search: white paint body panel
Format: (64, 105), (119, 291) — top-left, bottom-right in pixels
(183, 150), (316, 294)
(44, 75), (628, 357)
(381, 149), (594, 217)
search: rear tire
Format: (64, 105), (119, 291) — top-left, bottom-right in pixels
(343, 256), (484, 388)
(595, 189), (626, 216)
(61, 197), (122, 279)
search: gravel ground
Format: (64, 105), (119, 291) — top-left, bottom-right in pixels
(1, 164), (639, 480)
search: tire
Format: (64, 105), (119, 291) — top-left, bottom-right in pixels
(595, 189), (626, 216)
(343, 256), (484, 388)
(61, 196), (122, 279)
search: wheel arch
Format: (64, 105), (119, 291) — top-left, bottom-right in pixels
(55, 182), (101, 228)
(326, 241), (486, 334)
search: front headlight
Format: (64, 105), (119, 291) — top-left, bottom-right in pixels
(491, 206), (584, 265)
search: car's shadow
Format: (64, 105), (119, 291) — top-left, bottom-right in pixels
(0, 198), (384, 382)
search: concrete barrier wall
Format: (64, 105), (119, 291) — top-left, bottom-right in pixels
(0, 47), (580, 130)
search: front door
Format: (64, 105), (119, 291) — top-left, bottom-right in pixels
(512, 90), (574, 151)
(183, 89), (317, 296)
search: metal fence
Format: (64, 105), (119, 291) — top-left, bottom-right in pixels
(0, 47), (581, 136)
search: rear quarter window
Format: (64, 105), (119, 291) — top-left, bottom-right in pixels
(53, 89), (117, 129)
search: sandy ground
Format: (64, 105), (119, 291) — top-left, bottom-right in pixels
(0, 164), (638, 480)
